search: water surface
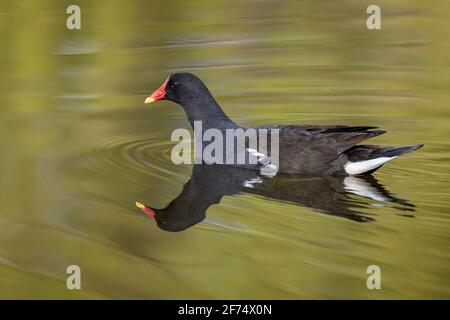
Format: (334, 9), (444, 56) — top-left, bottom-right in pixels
(0, 0), (449, 299)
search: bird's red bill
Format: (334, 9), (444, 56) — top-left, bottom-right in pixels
(145, 76), (169, 104)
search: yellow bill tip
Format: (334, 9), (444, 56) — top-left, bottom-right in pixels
(135, 201), (145, 209)
(144, 97), (155, 104)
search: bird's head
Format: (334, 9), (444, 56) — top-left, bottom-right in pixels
(145, 73), (209, 106)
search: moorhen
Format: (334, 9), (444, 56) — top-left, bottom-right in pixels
(144, 73), (423, 176)
(135, 164), (415, 232)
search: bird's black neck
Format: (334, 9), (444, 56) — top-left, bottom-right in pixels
(179, 93), (238, 130)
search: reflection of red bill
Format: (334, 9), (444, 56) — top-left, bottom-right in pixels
(135, 201), (155, 219)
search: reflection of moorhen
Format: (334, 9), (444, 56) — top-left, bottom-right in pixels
(136, 165), (415, 232)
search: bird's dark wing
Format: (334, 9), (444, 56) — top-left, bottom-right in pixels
(258, 125), (386, 174)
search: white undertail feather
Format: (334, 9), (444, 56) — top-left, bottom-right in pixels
(344, 156), (397, 175)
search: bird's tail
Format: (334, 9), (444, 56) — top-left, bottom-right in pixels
(344, 144), (423, 175)
(374, 144), (424, 158)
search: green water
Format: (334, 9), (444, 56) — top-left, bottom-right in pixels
(0, 0), (449, 299)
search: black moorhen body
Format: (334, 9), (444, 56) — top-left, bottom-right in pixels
(145, 73), (423, 176)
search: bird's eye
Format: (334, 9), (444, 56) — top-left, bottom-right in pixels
(171, 82), (178, 88)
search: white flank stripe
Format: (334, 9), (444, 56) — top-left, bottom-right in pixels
(344, 156), (397, 175)
(260, 164), (278, 177)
